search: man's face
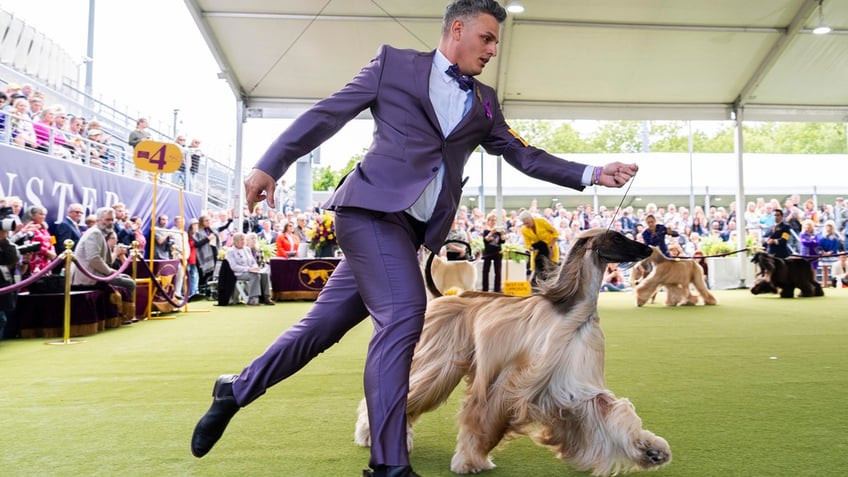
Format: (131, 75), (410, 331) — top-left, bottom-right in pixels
(233, 237), (244, 249)
(454, 13), (499, 77)
(98, 212), (115, 234)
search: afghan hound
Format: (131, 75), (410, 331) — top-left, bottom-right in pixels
(634, 247), (717, 306)
(750, 252), (823, 298)
(355, 229), (671, 476)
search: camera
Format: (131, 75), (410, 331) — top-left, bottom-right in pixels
(0, 206), (22, 232)
(16, 241), (41, 255)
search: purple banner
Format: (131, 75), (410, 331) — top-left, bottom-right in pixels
(0, 144), (202, 229)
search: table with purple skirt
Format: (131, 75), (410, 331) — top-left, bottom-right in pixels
(269, 257), (340, 301)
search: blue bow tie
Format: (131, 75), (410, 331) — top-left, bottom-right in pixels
(446, 64), (474, 92)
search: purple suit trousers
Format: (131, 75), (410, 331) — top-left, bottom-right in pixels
(231, 208), (426, 467)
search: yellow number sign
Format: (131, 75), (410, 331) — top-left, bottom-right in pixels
(133, 141), (183, 173)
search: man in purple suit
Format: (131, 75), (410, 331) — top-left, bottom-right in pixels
(191, 1), (638, 475)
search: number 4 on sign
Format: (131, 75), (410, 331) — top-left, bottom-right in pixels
(133, 141), (183, 173)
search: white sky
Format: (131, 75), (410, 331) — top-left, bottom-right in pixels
(0, 0), (374, 181)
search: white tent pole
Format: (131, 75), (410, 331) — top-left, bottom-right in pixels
(734, 107), (747, 289)
(234, 100), (245, 230)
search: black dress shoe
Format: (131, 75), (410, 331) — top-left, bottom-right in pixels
(191, 374), (240, 458)
(363, 466), (421, 477)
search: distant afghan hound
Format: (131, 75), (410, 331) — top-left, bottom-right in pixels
(355, 229), (671, 476)
(634, 247), (717, 307)
(750, 252), (823, 298)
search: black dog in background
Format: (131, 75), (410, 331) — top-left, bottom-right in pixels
(750, 252), (824, 298)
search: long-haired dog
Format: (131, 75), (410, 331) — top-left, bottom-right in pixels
(355, 229), (671, 476)
(634, 247), (717, 306)
(750, 252), (823, 298)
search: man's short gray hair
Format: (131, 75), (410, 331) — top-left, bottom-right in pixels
(96, 206), (114, 219)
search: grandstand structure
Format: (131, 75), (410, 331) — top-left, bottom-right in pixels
(0, 7), (234, 211)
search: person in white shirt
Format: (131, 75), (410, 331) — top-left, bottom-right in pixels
(830, 254), (848, 288)
(224, 232), (273, 306)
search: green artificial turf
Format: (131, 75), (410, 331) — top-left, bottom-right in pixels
(1, 288), (847, 477)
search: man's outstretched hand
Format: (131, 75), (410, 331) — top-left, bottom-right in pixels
(598, 162), (638, 188)
(244, 168), (277, 211)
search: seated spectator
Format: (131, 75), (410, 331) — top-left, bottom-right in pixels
(86, 128), (110, 168)
(225, 232), (273, 306)
(70, 207), (136, 324)
(8, 97), (38, 149)
(275, 221), (299, 258)
(0, 228), (19, 340)
(33, 106), (70, 158)
(27, 93), (44, 120)
(19, 205), (57, 276)
(600, 262), (627, 292)
(830, 254), (848, 288)
(53, 203), (85, 253)
(0, 91), (7, 140)
(105, 231), (128, 269)
(64, 116), (88, 160)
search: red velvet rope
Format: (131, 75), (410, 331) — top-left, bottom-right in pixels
(0, 254), (65, 294)
(69, 254), (134, 281)
(135, 258), (189, 308)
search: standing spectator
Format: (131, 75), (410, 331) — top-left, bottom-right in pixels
(187, 138), (204, 192)
(642, 214), (678, 257)
(174, 135), (189, 188)
(128, 117), (151, 149)
(818, 220), (840, 283)
(191, 3), (639, 475)
(170, 216), (190, 299)
(480, 212), (504, 292)
(111, 203), (134, 246)
(193, 215), (218, 293)
(128, 216), (147, 257)
(765, 209), (792, 258)
(153, 214), (173, 260)
(798, 219), (820, 270)
(520, 210), (560, 279)
(444, 216), (472, 261)
(187, 218), (200, 298)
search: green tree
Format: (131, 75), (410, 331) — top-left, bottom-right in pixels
(311, 153), (362, 191)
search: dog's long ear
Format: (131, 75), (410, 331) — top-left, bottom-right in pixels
(543, 235), (592, 304)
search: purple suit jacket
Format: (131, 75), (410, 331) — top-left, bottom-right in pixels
(255, 45), (587, 251)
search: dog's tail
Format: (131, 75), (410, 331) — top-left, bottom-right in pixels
(424, 251), (443, 298)
(424, 239), (474, 298)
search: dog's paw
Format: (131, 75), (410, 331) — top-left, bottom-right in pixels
(450, 452), (495, 474)
(635, 434), (671, 469)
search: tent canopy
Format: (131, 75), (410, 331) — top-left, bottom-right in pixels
(185, 0), (848, 122)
